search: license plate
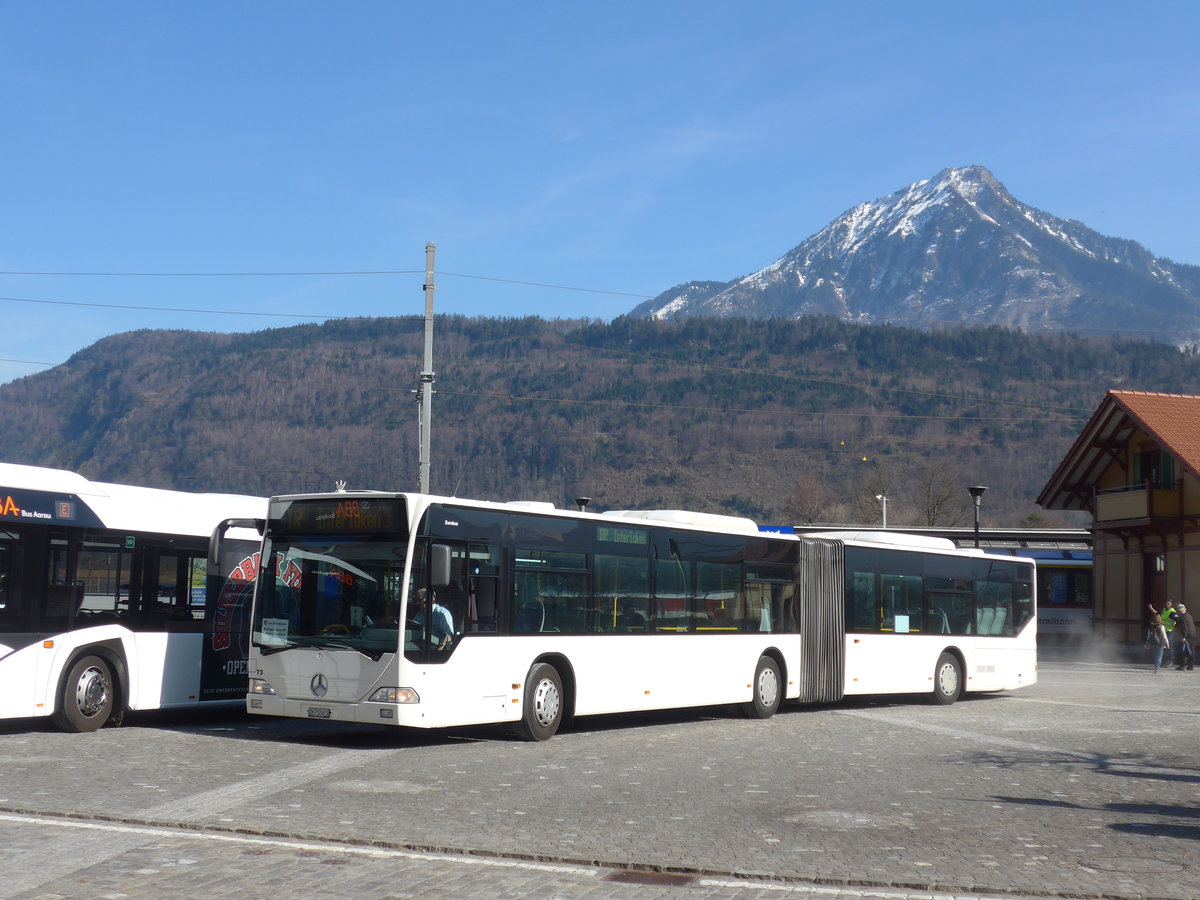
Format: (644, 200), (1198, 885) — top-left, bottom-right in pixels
(307, 707), (332, 719)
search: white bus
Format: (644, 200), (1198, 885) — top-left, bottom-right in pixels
(0, 462), (266, 731)
(228, 491), (1037, 740)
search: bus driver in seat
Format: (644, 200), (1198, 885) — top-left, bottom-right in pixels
(411, 588), (454, 649)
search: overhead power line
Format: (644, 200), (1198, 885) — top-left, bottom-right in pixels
(0, 269), (423, 276)
(0, 356), (59, 366)
(0, 294), (337, 319)
(0, 269), (657, 299)
(2, 266), (1196, 336)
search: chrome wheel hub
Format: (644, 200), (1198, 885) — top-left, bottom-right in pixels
(75, 666), (110, 718)
(531, 677), (561, 727)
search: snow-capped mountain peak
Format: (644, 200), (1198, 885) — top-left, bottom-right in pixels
(631, 166), (1200, 344)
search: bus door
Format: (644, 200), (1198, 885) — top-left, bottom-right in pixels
(424, 539), (498, 638)
(44, 531), (85, 630)
(0, 529), (20, 626)
(406, 539), (480, 656)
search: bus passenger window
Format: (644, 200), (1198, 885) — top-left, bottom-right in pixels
(694, 562), (740, 632)
(743, 582), (775, 632)
(849, 572), (877, 632)
(594, 553), (650, 633)
(882, 574), (922, 634)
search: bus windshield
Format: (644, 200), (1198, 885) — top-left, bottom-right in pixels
(253, 536), (408, 660)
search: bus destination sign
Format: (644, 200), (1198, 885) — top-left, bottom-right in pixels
(596, 524), (649, 546)
(279, 498), (403, 534)
(0, 489), (104, 528)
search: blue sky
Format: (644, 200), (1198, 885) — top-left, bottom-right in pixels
(2, 2), (1198, 384)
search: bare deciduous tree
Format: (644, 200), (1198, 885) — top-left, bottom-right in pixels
(851, 464), (895, 525)
(783, 473), (837, 525)
(915, 462), (968, 526)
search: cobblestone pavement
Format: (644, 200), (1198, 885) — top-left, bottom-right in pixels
(0, 650), (1195, 900)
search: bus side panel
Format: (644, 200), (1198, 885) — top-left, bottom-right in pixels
(843, 633), (1038, 697)
(965, 616), (1038, 691)
(128, 632), (207, 710)
(384, 635), (799, 729)
(843, 635), (950, 695)
(564, 634), (793, 716)
(1, 643), (40, 719)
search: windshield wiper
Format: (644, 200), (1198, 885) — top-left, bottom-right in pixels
(294, 639), (357, 651)
(257, 642), (295, 656)
(256, 638), (390, 661)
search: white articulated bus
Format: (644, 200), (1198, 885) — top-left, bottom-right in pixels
(226, 491), (1037, 740)
(0, 462), (266, 731)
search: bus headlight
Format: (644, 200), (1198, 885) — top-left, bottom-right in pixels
(369, 687), (419, 704)
(250, 680), (277, 696)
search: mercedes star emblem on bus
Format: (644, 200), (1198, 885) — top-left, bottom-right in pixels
(310, 674), (328, 698)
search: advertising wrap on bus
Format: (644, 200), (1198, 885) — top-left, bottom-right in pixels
(200, 542), (261, 701)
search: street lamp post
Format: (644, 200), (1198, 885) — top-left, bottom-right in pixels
(875, 494), (888, 529)
(967, 485), (988, 548)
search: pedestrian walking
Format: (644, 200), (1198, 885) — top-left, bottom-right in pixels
(1147, 604), (1171, 673)
(1160, 599), (1179, 666)
(1174, 602), (1196, 671)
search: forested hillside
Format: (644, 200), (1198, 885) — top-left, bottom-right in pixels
(3, 315), (1199, 527)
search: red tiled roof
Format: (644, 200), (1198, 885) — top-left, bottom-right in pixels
(1111, 390), (1200, 477)
(1038, 390), (1200, 510)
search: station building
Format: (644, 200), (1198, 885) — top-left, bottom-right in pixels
(1037, 390), (1200, 645)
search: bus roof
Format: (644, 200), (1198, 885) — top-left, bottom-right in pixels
(601, 509), (761, 534)
(0, 461), (266, 539)
(800, 530), (959, 551)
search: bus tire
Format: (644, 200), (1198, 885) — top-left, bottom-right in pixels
(929, 652), (963, 705)
(52, 655), (116, 732)
(742, 655), (782, 719)
(514, 663), (563, 741)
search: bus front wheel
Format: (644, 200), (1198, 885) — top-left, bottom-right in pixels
(929, 652), (963, 705)
(742, 655), (782, 719)
(515, 663), (564, 741)
(52, 655), (116, 732)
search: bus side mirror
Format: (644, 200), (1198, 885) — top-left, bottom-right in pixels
(431, 543), (452, 587)
(208, 518), (264, 569)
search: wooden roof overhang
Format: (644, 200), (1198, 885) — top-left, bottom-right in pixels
(1037, 396), (1135, 512)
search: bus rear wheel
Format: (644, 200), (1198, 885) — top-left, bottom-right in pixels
(742, 655), (782, 719)
(52, 655), (116, 732)
(929, 652), (963, 705)
(515, 663), (563, 741)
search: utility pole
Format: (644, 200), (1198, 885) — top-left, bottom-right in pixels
(417, 242), (436, 494)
